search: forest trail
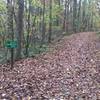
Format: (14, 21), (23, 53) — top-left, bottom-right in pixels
(0, 32), (100, 99)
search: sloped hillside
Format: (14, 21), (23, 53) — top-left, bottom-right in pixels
(0, 32), (100, 100)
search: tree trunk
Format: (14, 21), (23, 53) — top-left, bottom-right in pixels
(7, 0), (14, 69)
(48, 0), (52, 43)
(77, 0), (82, 32)
(73, 0), (77, 32)
(25, 0), (31, 57)
(16, 0), (24, 60)
(63, 0), (67, 32)
(41, 0), (46, 46)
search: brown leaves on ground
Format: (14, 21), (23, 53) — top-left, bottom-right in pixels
(0, 32), (100, 100)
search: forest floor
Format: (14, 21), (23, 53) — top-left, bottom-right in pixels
(0, 32), (100, 100)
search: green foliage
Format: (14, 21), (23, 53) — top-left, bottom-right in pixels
(33, 44), (49, 54)
(0, 0), (6, 13)
(0, 1), (6, 35)
(97, 32), (100, 37)
(52, 4), (63, 18)
(31, 0), (42, 7)
(27, 44), (49, 57)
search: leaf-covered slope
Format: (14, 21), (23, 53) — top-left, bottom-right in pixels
(0, 32), (100, 100)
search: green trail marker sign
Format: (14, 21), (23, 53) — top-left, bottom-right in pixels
(5, 40), (17, 48)
(5, 40), (17, 69)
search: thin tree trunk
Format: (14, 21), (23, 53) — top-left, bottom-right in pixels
(73, 0), (77, 32)
(48, 0), (52, 43)
(77, 0), (82, 32)
(66, 0), (70, 33)
(25, 0), (31, 57)
(41, 0), (46, 46)
(63, 0), (67, 32)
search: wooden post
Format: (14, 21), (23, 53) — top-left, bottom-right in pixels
(11, 48), (14, 69)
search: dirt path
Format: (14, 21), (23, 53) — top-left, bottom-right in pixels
(0, 32), (100, 100)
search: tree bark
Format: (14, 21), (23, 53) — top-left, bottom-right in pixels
(73, 0), (77, 32)
(7, 0), (14, 69)
(41, 0), (46, 46)
(48, 0), (52, 43)
(16, 0), (24, 60)
(25, 0), (31, 57)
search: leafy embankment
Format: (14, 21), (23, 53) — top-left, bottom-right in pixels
(0, 32), (100, 100)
